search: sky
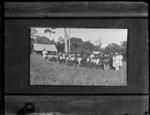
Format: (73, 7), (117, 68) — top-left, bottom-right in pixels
(31, 27), (128, 48)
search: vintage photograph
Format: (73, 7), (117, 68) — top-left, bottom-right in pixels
(30, 27), (127, 86)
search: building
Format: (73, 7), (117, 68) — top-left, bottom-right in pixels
(33, 43), (57, 54)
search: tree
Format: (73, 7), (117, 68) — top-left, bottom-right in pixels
(30, 28), (38, 38)
(44, 28), (56, 40)
(120, 41), (127, 61)
(30, 28), (38, 54)
(121, 41), (127, 49)
(56, 42), (65, 53)
(56, 36), (65, 52)
(104, 43), (121, 55)
(83, 41), (94, 52)
(49, 39), (56, 44)
(70, 37), (83, 53)
(44, 28), (55, 35)
(95, 38), (102, 51)
(58, 36), (65, 44)
(36, 36), (50, 44)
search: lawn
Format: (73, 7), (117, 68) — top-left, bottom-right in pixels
(30, 53), (127, 86)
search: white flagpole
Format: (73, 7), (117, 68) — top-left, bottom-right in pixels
(69, 28), (70, 52)
(64, 28), (68, 53)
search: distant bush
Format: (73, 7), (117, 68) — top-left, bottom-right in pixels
(36, 36), (50, 44)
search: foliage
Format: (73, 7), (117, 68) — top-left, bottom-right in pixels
(56, 42), (65, 53)
(30, 28), (38, 38)
(55, 36), (65, 52)
(103, 41), (127, 61)
(70, 37), (84, 53)
(95, 39), (102, 51)
(120, 41), (127, 61)
(55, 37), (127, 60)
(83, 41), (95, 52)
(58, 36), (65, 44)
(44, 28), (55, 34)
(30, 32), (127, 60)
(36, 36), (51, 44)
(103, 43), (122, 55)
(49, 39), (56, 44)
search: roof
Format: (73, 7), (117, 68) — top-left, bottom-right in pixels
(33, 43), (57, 52)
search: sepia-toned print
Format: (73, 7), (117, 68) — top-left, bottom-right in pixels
(30, 28), (127, 86)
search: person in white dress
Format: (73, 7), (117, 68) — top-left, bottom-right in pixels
(118, 54), (123, 69)
(42, 49), (47, 59)
(112, 52), (120, 70)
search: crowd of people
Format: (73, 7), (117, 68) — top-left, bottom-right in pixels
(42, 49), (123, 71)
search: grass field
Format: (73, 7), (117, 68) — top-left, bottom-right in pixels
(30, 54), (127, 86)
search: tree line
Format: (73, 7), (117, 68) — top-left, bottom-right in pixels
(31, 35), (127, 61)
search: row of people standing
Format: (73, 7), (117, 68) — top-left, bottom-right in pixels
(42, 49), (123, 71)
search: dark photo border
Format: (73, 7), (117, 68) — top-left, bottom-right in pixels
(4, 2), (149, 95)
